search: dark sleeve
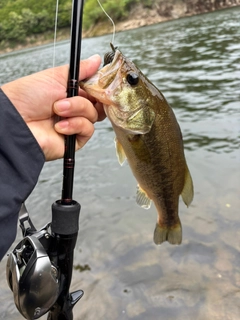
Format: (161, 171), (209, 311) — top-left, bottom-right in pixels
(0, 88), (45, 260)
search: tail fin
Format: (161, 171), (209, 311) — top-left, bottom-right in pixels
(153, 220), (182, 245)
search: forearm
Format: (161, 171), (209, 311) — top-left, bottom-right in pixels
(0, 89), (45, 259)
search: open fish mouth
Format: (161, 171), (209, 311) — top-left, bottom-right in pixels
(80, 49), (124, 104)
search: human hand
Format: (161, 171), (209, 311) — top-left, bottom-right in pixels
(1, 54), (105, 161)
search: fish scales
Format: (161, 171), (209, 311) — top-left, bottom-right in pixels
(80, 46), (194, 245)
(115, 100), (186, 225)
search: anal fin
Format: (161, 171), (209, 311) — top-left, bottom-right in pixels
(181, 165), (194, 207)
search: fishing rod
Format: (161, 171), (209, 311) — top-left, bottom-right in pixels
(48, 0), (84, 318)
(6, 0), (85, 319)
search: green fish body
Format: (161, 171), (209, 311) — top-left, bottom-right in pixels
(80, 47), (194, 245)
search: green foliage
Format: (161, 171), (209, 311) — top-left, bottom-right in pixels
(2, 11), (26, 42)
(0, 9), (52, 41)
(0, 0), (72, 42)
(58, 1), (72, 28)
(83, 0), (104, 30)
(83, 0), (139, 30)
(0, 0), (152, 43)
(142, 0), (154, 8)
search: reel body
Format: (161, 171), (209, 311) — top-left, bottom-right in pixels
(6, 202), (83, 320)
(6, 234), (59, 319)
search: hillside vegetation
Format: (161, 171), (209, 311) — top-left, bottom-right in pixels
(0, 0), (147, 43)
(0, 0), (239, 51)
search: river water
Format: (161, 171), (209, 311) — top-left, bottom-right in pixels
(0, 7), (239, 320)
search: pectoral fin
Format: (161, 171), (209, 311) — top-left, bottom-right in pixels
(115, 137), (126, 166)
(136, 185), (151, 209)
(181, 165), (194, 207)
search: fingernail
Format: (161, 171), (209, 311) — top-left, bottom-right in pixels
(54, 100), (70, 112)
(56, 120), (69, 129)
(87, 54), (100, 61)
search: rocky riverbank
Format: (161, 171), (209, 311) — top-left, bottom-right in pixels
(84, 0), (240, 37)
(1, 0), (239, 54)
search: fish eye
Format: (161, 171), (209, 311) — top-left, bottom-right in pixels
(126, 72), (139, 86)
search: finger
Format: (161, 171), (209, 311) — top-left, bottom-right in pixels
(75, 129), (94, 150)
(54, 117), (95, 146)
(79, 54), (102, 80)
(53, 97), (98, 123)
(78, 88), (102, 110)
(50, 54), (101, 89)
(78, 87), (96, 102)
(94, 102), (106, 122)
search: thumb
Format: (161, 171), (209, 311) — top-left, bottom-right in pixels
(79, 54), (102, 80)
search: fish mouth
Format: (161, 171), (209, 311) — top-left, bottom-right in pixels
(80, 50), (123, 104)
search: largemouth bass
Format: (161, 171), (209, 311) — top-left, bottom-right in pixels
(80, 45), (194, 245)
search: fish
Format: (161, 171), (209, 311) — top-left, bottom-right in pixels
(80, 44), (194, 245)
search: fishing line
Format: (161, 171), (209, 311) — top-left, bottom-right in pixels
(53, 0), (59, 70)
(51, 0), (60, 123)
(97, 0), (116, 45)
